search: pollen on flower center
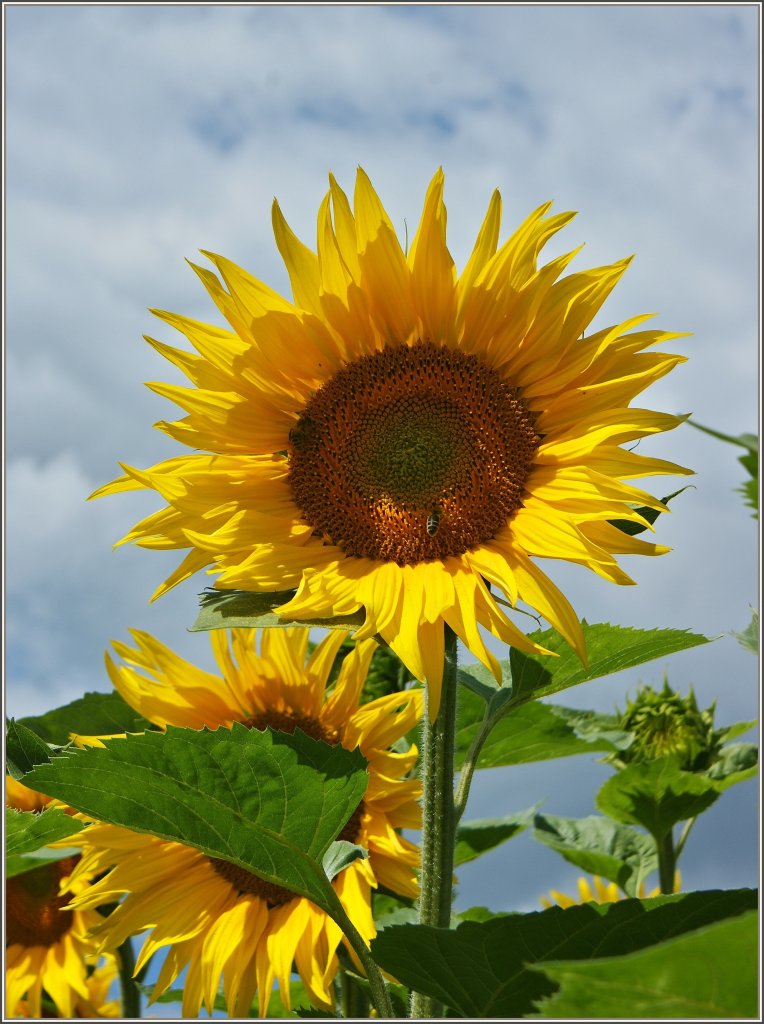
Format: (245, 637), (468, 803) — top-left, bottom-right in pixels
(6, 856), (79, 948)
(240, 708), (339, 746)
(288, 341), (539, 564)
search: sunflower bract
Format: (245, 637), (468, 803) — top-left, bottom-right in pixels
(94, 168), (691, 717)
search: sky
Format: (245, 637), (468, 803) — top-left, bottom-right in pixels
(4, 0), (760, 948)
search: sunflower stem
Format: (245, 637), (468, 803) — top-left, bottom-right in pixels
(657, 828), (677, 894)
(410, 626), (458, 1018)
(116, 936), (141, 1018)
(453, 712), (494, 825)
(328, 898), (394, 1018)
(674, 815), (696, 862)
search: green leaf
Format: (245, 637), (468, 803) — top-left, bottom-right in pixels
(535, 909), (758, 1018)
(731, 609), (759, 655)
(717, 718), (757, 743)
(688, 421), (758, 517)
(705, 742), (758, 789)
(5, 720), (55, 778)
(454, 692), (630, 771)
(687, 422), (757, 453)
(191, 588), (365, 632)
(5, 807), (86, 878)
(322, 840), (368, 881)
(6, 806), (85, 857)
(507, 622), (714, 710)
(22, 725), (368, 916)
(609, 486), (693, 537)
(596, 757), (721, 841)
(370, 888), (757, 1018)
(532, 814), (658, 897)
(18, 690), (154, 745)
(453, 906), (511, 924)
(6, 847), (82, 880)
(454, 808), (537, 866)
(457, 661), (505, 703)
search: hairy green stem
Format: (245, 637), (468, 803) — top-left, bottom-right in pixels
(117, 937), (141, 1018)
(410, 626), (459, 1018)
(657, 829), (677, 894)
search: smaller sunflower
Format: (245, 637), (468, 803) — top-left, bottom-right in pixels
(5, 779), (120, 1019)
(65, 628), (422, 1017)
(541, 870), (681, 909)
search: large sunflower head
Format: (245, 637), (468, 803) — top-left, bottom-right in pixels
(66, 627), (421, 1017)
(5, 780), (120, 1019)
(95, 168), (691, 714)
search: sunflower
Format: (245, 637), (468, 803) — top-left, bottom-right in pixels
(65, 628), (421, 1017)
(5, 779), (120, 1019)
(541, 871), (682, 908)
(94, 168), (690, 714)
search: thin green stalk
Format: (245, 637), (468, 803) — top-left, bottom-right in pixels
(410, 626), (459, 1018)
(674, 816), (697, 862)
(117, 936), (141, 1019)
(453, 702), (504, 825)
(657, 829), (677, 894)
(327, 896), (394, 1018)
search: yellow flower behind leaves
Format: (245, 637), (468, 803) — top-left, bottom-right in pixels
(94, 168), (690, 715)
(541, 871), (682, 909)
(5, 780), (120, 1019)
(65, 628), (422, 1017)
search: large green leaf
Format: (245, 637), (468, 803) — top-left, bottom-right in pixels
(532, 814), (658, 897)
(454, 692), (630, 770)
(506, 622), (714, 709)
(535, 910), (758, 1018)
(454, 808), (537, 866)
(370, 889), (757, 1018)
(18, 690), (154, 745)
(596, 757), (721, 841)
(22, 725), (368, 915)
(191, 588), (365, 632)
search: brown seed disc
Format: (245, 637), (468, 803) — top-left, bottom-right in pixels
(240, 709), (338, 746)
(6, 856), (79, 948)
(208, 857), (298, 907)
(288, 341), (539, 564)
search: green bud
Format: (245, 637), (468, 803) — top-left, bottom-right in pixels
(612, 676), (721, 771)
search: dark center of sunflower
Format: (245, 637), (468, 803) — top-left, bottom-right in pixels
(6, 856), (79, 948)
(288, 341), (539, 563)
(209, 710), (362, 907)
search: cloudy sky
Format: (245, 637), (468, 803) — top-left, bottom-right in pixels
(5, 3), (759, 920)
